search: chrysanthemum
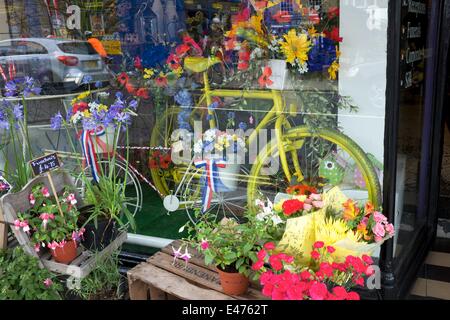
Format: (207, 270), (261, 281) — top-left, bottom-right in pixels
(279, 29), (311, 65)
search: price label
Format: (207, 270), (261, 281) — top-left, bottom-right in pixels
(29, 153), (61, 176)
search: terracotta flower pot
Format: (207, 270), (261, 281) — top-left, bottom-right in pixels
(216, 267), (249, 296)
(51, 240), (78, 264)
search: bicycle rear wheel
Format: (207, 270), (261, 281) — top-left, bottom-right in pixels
(247, 126), (382, 211)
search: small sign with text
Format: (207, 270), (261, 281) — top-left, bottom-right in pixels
(29, 153), (61, 176)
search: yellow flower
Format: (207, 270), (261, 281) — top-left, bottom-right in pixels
(250, 14), (264, 35)
(342, 199), (360, 221)
(173, 67), (184, 78)
(72, 91), (91, 104)
(328, 60), (340, 80)
(293, 195), (307, 202)
(143, 68), (155, 79)
(98, 104), (109, 112)
(214, 144), (224, 151)
(315, 216), (351, 246)
(279, 29), (311, 64)
(82, 110), (92, 118)
(308, 27), (318, 37)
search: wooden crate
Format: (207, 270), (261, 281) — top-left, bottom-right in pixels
(127, 240), (268, 300)
(0, 170), (127, 279)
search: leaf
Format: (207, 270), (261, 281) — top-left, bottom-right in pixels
(235, 257), (245, 270)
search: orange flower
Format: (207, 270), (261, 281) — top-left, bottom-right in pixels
(342, 199), (360, 221)
(364, 202), (375, 215)
(286, 185), (317, 196)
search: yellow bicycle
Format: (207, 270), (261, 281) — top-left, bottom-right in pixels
(150, 57), (382, 221)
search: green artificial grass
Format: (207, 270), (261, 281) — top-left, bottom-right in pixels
(123, 184), (190, 255)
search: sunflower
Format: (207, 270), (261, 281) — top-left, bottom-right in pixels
(279, 29), (311, 65)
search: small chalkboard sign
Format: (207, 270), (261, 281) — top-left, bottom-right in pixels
(29, 153), (61, 176)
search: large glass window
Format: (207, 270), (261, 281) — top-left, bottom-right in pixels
(0, 0), (391, 248)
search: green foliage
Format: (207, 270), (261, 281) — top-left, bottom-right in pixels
(68, 251), (124, 300)
(17, 184), (81, 246)
(185, 211), (272, 277)
(0, 247), (63, 300)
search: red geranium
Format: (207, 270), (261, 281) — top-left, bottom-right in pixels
(281, 199), (304, 216)
(117, 72), (129, 86)
(167, 53), (181, 70)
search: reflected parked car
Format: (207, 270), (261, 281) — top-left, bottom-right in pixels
(0, 38), (112, 95)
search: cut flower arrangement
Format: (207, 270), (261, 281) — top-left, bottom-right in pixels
(14, 184), (84, 264)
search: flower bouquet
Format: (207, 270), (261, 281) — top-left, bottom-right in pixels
(14, 184), (84, 264)
(273, 187), (394, 264)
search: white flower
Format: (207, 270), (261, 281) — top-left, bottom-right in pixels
(271, 215), (283, 226)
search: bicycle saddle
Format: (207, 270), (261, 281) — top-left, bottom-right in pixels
(184, 56), (221, 73)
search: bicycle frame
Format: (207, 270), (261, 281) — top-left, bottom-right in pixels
(201, 71), (297, 183)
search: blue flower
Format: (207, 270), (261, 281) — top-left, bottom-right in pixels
(13, 104), (23, 121)
(115, 91), (124, 99)
(50, 112), (63, 130)
(227, 111), (235, 119)
(82, 75), (93, 84)
(95, 81), (103, 88)
(208, 102), (219, 111)
(174, 90), (193, 107)
(238, 122), (247, 131)
(31, 86), (42, 95)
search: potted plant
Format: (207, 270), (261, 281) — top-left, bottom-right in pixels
(184, 211), (272, 295)
(15, 184), (84, 264)
(50, 90), (138, 251)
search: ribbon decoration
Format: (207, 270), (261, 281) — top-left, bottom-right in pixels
(79, 127), (109, 183)
(194, 158), (228, 213)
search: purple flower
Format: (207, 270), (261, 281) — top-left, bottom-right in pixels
(174, 90), (193, 107)
(0, 120), (9, 130)
(4, 81), (17, 96)
(82, 118), (97, 131)
(116, 112), (131, 124)
(50, 112), (63, 130)
(31, 86), (42, 95)
(13, 103), (23, 121)
(128, 99), (138, 110)
(227, 111), (235, 119)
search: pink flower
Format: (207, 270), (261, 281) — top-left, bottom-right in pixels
(327, 246), (336, 254)
(34, 243), (40, 252)
(346, 291), (360, 300)
(385, 223), (395, 236)
(309, 282), (329, 300)
(310, 193), (322, 201)
(362, 254), (373, 265)
(373, 211), (387, 223)
(67, 193), (77, 205)
(43, 278), (53, 288)
(14, 219), (21, 230)
(319, 262), (334, 277)
(332, 286), (348, 300)
(260, 270), (274, 285)
(252, 260), (264, 271)
(47, 241), (58, 250)
(303, 203), (313, 211)
(311, 250), (320, 260)
(313, 241), (324, 249)
(28, 194), (35, 205)
(374, 235), (383, 243)
(200, 239), (209, 250)
(269, 255), (283, 271)
(264, 242), (276, 250)
(180, 248), (191, 262)
(355, 277), (365, 286)
(372, 222), (386, 238)
(312, 201), (324, 208)
(257, 249), (267, 260)
(300, 270), (312, 280)
(41, 187), (50, 198)
(360, 217), (369, 226)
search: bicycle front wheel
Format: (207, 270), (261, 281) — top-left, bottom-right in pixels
(247, 126), (382, 210)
